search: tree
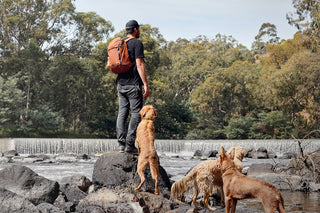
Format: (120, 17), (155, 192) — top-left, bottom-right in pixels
(69, 12), (114, 57)
(0, 76), (24, 133)
(275, 50), (320, 136)
(0, 0), (75, 56)
(252, 23), (280, 54)
(287, 0), (320, 51)
(190, 61), (259, 136)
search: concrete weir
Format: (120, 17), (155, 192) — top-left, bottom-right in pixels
(1, 138), (320, 155)
(0, 138), (15, 153)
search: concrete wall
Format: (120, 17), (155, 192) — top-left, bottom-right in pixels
(0, 138), (14, 153)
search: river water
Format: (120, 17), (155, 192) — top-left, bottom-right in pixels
(1, 138), (320, 212)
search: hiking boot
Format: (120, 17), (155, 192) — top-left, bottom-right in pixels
(125, 142), (138, 154)
(118, 141), (125, 153)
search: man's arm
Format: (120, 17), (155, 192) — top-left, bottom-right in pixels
(136, 57), (150, 98)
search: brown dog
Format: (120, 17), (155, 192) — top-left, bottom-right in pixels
(135, 105), (159, 195)
(219, 146), (285, 213)
(170, 146), (245, 211)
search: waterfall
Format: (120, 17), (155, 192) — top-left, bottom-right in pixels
(3, 138), (319, 155)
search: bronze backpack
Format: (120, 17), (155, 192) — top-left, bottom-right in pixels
(107, 37), (134, 74)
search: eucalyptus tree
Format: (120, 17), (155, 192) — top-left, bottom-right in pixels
(287, 0), (320, 51)
(0, 0), (114, 136)
(274, 50), (320, 136)
(190, 61), (259, 137)
(252, 23), (280, 54)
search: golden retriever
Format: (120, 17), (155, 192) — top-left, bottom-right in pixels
(219, 146), (285, 213)
(134, 105), (159, 195)
(170, 146), (245, 211)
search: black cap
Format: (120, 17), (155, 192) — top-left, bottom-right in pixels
(125, 20), (140, 29)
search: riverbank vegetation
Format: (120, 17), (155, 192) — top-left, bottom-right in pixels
(0, 0), (319, 139)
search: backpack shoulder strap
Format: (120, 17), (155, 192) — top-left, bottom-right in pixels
(123, 37), (134, 42)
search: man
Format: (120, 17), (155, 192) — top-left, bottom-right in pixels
(116, 20), (150, 153)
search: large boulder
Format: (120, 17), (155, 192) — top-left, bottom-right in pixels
(60, 175), (91, 192)
(37, 203), (64, 213)
(286, 151), (320, 182)
(0, 187), (40, 213)
(254, 173), (302, 191)
(76, 187), (141, 213)
(0, 165), (59, 205)
(92, 152), (171, 194)
(247, 163), (274, 177)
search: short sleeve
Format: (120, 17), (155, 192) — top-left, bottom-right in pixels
(134, 40), (144, 59)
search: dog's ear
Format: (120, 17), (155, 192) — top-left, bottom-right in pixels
(140, 107), (146, 118)
(220, 146), (225, 159)
(228, 147), (235, 160)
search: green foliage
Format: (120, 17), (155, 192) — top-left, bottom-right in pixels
(249, 111), (292, 139)
(225, 116), (256, 139)
(0, 0), (319, 139)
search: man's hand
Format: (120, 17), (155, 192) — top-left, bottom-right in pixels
(143, 84), (150, 98)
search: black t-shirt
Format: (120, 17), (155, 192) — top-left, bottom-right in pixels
(116, 38), (144, 85)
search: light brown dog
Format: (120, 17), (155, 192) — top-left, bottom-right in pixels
(170, 146), (245, 211)
(135, 105), (159, 195)
(219, 146), (285, 213)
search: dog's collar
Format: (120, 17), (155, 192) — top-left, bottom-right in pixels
(222, 166), (235, 175)
(142, 118), (154, 121)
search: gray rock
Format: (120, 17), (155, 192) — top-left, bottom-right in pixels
(60, 175), (92, 192)
(0, 187), (40, 213)
(251, 151), (268, 159)
(76, 187), (139, 213)
(193, 150), (203, 157)
(3, 150), (18, 157)
(0, 156), (10, 164)
(247, 163), (274, 177)
(92, 152), (171, 194)
(53, 194), (75, 212)
(60, 183), (87, 204)
(37, 203), (64, 213)
(0, 165), (59, 205)
(254, 173), (302, 191)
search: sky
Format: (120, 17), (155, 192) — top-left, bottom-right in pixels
(74, 0), (298, 48)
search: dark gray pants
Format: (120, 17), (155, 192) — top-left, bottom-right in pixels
(116, 84), (143, 144)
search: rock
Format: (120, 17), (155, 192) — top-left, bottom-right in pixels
(55, 154), (77, 163)
(203, 150), (218, 158)
(0, 165), (59, 205)
(53, 194), (75, 212)
(254, 173), (302, 191)
(77, 154), (90, 160)
(247, 163), (274, 177)
(60, 183), (87, 204)
(76, 187), (140, 213)
(60, 175), (92, 192)
(286, 151), (320, 183)
(37, 203), (64, 213)
(0, 187), (40, 213)
(193, 150), (203, 157)
(77, 205), (106, 213)
(92, 152), (171, 194)
(3, 150), (19, 157)
(0, 156), (10, 164)
(251, 151), (268, 159)
(136, 191), (176, 212)
(279, 152), (297, 159)
(246, 149), (255, 158)
(257, 147), (268, 153)
(267, 151), (277, 159)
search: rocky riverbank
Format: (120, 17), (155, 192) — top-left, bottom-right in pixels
(0, 146), (319, 212)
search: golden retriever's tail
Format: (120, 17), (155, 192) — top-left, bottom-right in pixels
(170, 169), (196, 203)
